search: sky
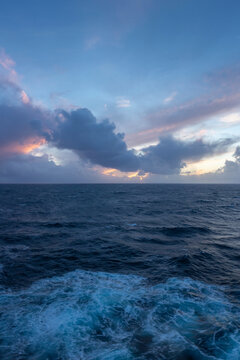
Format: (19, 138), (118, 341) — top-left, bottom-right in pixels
(0, 0), (240, 183)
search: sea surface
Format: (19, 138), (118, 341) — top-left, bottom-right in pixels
(0, 184), (240, 360)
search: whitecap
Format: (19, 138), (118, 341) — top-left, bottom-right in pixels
(0, 270), (239, 359)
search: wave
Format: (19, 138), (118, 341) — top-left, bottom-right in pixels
(137, 226), (212, 238)
(1, 244), (29, 259)
(0, 270), (239, 359)
(159, 226), (211, 237)
(41, 221), (84, 228)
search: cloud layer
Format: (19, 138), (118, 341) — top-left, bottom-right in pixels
(127, 65), (240, 147)
(0, 50), (239, 183)
(50, 108), (235, 176)
(0, 96), (235, 179)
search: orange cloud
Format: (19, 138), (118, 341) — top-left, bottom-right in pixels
(102, 167), (149, 180)
(0, 138), (46, 155)
(181, 151), (234, 176)
(21, 90), (30, 105)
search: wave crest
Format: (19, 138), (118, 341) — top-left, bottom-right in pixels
(0, 270), (239, 359)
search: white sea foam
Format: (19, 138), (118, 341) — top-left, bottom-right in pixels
(0, 270), (239, 359)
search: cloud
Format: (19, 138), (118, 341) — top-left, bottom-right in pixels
(0, 75), (51, 157)
(0, 103), (51, 154)
(142, 144), (240, 184)
(0, 50), (238, 182)
(127, 93), (240, 146)
(51, 108), (140, 172)
(205, 64), (240, 93)
(163, 91), (177, 104)
(138, 136), (234, 175)
(0, 80), (236, 178)
(116, 97), (131, 108)
(51, 111), (233, 176)
(0, 48), (18, 83)
(0, 52), (51, 156)
(85, 36), (101, 50)
(127, 64), (240, 147)
(0, 49), (31, 106)
(51, 108), (236, 176)
(217, 145), (240, 181)
(20, 90), (30, 105)
(0, 153), (105, 183)
(173, 145), (240, 184)
(220, 112), (240, 124)
(234, 146), (240, 159)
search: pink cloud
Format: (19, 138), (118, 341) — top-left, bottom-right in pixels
(0, 48), (18, 83)
(127, 92), (240, 147)
(21, 90), (30, 105)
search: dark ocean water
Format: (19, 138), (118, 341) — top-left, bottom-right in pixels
(0, 184), (240, 360)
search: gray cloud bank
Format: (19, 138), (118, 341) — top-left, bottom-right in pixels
(0, 77), (239, 182)
(0, 153), (106, 183)
(48, 108), (236, 176)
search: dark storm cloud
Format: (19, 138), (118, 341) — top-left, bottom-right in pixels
(51, 108), (140, 172)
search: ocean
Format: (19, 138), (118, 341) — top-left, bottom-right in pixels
(0, 184), (240, 359)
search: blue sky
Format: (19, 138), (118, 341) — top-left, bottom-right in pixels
(0, 0), (240, 182)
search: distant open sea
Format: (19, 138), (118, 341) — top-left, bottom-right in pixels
(0, 184), (240, 360)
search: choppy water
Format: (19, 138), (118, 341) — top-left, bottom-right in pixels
(0, 184), (240, 359)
